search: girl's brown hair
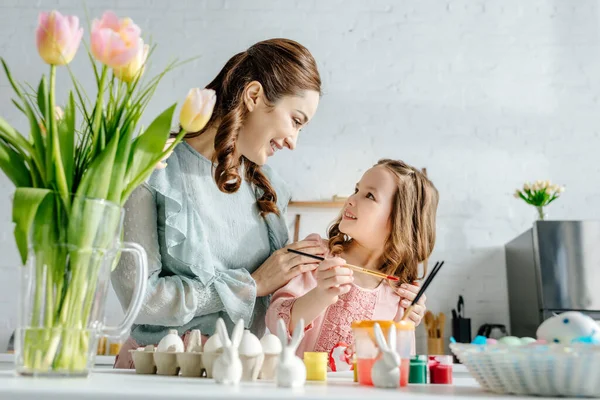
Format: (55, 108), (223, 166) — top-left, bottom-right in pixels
(176, 38), (321, 216)
(327, 159), (439, 285)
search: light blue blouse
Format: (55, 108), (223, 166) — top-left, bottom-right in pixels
(111, 142), (291, 345)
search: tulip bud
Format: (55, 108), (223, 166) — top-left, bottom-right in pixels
(36, 10), (83, 65)
(114, 40), (149, 83)
(179, 88), (216, 133)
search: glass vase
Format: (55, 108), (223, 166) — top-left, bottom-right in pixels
(14, 194), (148, 377)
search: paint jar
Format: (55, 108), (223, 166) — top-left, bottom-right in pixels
(304, 352), (328, 381)
(429, 355), (453, 384)
(109, 340), (122, 356)
(409, 355), (428, 384)
(351, 320), (414, 387)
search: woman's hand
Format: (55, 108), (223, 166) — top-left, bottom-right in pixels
(312, 257), (354, 305)
(398, 281), (427, 326)
(252, 239), (326, 297)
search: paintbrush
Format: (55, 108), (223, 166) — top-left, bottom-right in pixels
(400, 261), (445, 322)
(287, 248), (400, 281)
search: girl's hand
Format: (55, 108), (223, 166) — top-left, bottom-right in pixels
(312, 257), (354, 305)
(398, 281), (427, 326)
(252, 240), (326, 297)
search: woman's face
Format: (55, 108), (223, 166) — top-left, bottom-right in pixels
(236, 82), (320, 165)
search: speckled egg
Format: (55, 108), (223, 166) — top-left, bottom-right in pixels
(536, 311), (600, 345)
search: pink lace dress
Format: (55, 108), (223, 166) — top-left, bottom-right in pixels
(265, 268), (415, 359)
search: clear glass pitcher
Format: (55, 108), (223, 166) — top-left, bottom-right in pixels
(15, 194), (147, 376)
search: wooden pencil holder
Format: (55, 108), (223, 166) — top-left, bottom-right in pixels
(427, 338), (444, 355)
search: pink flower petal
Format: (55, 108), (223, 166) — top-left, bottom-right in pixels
(99, 11), (120, 30)
(38, 12), (49, 30)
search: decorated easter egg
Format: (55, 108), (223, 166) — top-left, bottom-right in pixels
(328, 342), (353, 372)
(536, 311), (600, 345)
(157, 329), (184, 352)
(519, 337), (536, 345)
(497, 336), (523, 346)
(486, 338), (498, 345)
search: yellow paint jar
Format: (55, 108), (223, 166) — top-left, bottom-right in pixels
(304, 352), (328, 381)
(109, 342), (122, 355)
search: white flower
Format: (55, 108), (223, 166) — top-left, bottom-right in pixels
(558, 186), (565, 193)
(523, 182), (531, 191)
(514, 190), (521, 198)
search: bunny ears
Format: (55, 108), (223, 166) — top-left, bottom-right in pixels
(216, 318), (244, 348)
(277, 318), (305, 351)
(374, 322), (396, 352)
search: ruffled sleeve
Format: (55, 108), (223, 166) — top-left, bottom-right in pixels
(145, 147), (263, 327)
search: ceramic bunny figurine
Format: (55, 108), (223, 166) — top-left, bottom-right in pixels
(212, 318), (244, 385)
(371, 322), (400, 389)
(275, 318), (306, 388)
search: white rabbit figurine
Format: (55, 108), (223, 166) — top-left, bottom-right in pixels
(371, 322), (401, 389)
(212, 318), (244, 385)
(275, 318), (306, 388)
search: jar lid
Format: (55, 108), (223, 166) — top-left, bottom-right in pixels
(304, 352), (328, 361)
(351, 320), (415, 331)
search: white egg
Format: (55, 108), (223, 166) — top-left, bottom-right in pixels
(203, 333), (223, 353)
(260, 332), (282, 355)
(239, 330), (263, 356)
(157, 329), (184, 352)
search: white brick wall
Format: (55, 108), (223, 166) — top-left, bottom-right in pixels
(1, 0), (599, 353)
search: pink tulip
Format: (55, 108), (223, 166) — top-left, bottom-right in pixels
(90, 11), (141, 68)
(36, 11), (83, 65)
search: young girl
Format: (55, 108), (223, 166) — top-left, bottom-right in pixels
(265, 159), (439, 360)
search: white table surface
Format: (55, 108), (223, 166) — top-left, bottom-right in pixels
(0, 365), (563, 400)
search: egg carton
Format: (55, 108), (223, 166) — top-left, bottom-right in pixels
(450, 342), (600, 397)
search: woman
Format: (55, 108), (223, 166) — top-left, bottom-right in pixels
(112, 38), (427, 368)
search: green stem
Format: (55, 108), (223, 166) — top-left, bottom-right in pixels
(121, 129), (188, 203)
(31, 255), (44, 328)
(537, 206), (545, 220)
(44, 262), (53, 328)
(49, 65), (71, 213)
(91, 66), (108, 155)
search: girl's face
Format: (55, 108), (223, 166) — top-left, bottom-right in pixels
(236, 82), (320, 165)
(339, 166), (397, 249)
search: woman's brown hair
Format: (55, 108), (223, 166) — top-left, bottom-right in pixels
(177, 38), (321, 216)
(327, 159), (439, 285)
